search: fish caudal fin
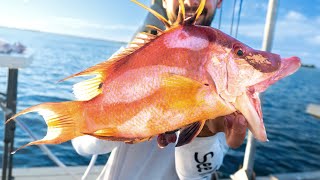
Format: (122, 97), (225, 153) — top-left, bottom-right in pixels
(6, 101), (84, 153)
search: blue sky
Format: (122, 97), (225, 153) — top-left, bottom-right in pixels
(0, 0), (319, 66)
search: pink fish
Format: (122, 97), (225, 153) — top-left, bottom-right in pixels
(8, 0), (301, 152)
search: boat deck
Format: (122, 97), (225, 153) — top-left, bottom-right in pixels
(1, 166), (104, 180)
(1, 166), (319, 180)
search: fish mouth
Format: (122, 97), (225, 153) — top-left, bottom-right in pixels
(233, 90), (266, 141)
(251, 56), (301, 93)
(232, 56), (301, 141)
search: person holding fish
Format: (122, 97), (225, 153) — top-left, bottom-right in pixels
(71, 0), (249, 179)
(8, 0), (300, 179)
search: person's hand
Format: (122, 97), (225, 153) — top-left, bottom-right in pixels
(197, 113), (248, 148)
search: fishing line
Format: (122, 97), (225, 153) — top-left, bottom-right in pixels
(230, 0), (237, 36)
(234, 0), (243, 38)
(218, 0), (223, 29)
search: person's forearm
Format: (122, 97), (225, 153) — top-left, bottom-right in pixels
(72, 135), (120, 156)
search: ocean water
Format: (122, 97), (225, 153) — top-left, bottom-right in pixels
(0, 27), (319, 176)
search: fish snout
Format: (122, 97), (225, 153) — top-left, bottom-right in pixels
(280, 56), (301, 75)
(244, 51), (281, 73)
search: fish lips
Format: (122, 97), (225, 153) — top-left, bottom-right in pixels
(233, 56), (301, 142)
(251, 56), (301, 93)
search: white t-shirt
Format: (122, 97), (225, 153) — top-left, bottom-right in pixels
(72, 132), (229, 180)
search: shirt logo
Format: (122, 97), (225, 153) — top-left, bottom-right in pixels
(194, 152), (214, 173)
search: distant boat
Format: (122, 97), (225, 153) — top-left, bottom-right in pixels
(306, 104), (320, 118)
(0, 39), (33, 68)
(301, 64), (316, 68)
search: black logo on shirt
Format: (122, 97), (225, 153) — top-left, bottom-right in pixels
(194, 152), (214, 173)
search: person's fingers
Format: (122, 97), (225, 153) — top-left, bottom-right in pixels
(225, 114), (248, 148)
(206, 117), (225, 133)
(197, 117), (224, 137)
(157, 134), (169, 148)
(157, 132), (177, 148)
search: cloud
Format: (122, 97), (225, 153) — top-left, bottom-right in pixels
(285, 10), (306, 21)
(237, 23), (264, 38)
(238, 10), (320, 41)
(239, 2), (268, 19)
(48, 16), (138, 41)
(307, 35), (320, 45)
(52, 17), (137, 31)
(253, 2), (268, 10)
(0, 15), (138, 42)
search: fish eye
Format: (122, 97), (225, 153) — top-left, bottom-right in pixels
(237, 49), (244, 57)
(233, 44), (245, 57)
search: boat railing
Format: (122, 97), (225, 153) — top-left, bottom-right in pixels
(231, 0), (278, 179)
(0, 50), (89, 179)
(1, 93), (99, 180)
(1, 0), (284, 180)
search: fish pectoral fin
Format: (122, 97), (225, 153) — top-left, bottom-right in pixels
(160, 74), (208, 109)
(176, 120), (206, 147)
(161, 74), (204, 89)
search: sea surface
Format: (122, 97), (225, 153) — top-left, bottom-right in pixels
(0, 27), (319, 176)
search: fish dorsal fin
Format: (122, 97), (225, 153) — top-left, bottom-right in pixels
(62, 31), (158, 101)
(132, 0), (206, 27)
(131, 0), (171, 29)
(184, 0), (206, 25)
(194, 0), (206, 23)
(174, 0), (186, 26)
(145, 25), (164, 35)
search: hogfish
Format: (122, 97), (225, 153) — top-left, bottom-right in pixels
(8, 0), (301, 152)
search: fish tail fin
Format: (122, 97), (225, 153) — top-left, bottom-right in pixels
(7, 101), (85, 153)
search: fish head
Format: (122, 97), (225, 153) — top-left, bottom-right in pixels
(205, 28), (301, 141)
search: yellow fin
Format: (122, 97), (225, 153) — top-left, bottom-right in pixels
(72, 74), (103, 101)
(91, 129), (116, 136)
(183, 0), (206, 25)
(161, 74), (203, 89)
(129, 32), (155, 48)
(7, 101), (84, 153)
(160, 74), (208, 109)
(174, 0), (186, 25)
(131, 0), (171, 29)
(194, 0), (206, 22)
(145, 25), (164, 34)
